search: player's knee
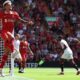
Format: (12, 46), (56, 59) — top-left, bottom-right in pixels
(4, 47), (10, 54)
(5, 46), (13, 54)
(1, 32), (8, 41)
(7, 32), (14, 40)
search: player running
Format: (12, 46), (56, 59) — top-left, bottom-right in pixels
(0, 0), (33, 76)
(57, 35), (80, 75)
(19, 37), (33, 73)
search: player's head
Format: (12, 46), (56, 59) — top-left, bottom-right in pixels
(15, 34), (20, 40)
(57, 35), (63, 41)
(21, 36), (27, 41)
(3, 0), (12, 10)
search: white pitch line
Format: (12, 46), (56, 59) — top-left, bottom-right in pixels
(0, 75), (34, 80)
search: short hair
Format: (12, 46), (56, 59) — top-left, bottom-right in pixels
(15, 34), (20, 38)
(3, 0), (12, 6)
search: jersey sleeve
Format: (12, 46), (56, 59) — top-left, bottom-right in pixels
(14, 11), (21, 21)
(60, 40), (65, 49)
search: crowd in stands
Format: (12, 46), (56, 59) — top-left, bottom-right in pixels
(0, 0), (80, 63)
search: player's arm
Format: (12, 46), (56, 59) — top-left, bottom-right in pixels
(18, 17), (33, 25)
(15, 12), (34, 25)
(62, 45), (67, 50)
(75, 39), (80, 44)
(60, 41), (67, 51)
(27, 44), (34, 56)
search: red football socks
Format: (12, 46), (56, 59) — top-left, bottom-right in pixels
(0, 53), (8, 68)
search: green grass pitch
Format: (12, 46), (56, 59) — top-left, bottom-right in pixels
(0, 68), (80, 80)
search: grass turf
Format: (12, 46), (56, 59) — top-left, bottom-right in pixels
(0, 68), (80, 80)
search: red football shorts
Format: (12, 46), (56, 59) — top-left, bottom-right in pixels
(1, 30), (14, 52)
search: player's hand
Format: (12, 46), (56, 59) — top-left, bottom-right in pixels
(28, 21), (34, 25)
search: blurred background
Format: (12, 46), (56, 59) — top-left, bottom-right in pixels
(0, 0), (80, 67)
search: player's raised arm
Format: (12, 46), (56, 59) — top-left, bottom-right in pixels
(18, 17), (34, 25)
(14, 10), (34, 25)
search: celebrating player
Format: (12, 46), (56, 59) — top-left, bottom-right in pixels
(0, 0), (33, 76)
(19, 37), (33, 73)
(57, 35), (80, 75)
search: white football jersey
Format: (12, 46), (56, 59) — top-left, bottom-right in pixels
(60, 39), (70, 49)
(60, 39), (73, 59)
(14, 39), (20, 51)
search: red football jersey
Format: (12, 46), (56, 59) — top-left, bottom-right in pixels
(20, 41), (29, 54)
(0, 11), (20, 33)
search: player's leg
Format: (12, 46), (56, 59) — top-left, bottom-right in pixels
(1, 31), (14, 42)
(0, 46), (11, 76)
(11, 50), (22, 73)
(0, 33), (14, 68)
(22, 54), (27, 70)
(0, 48), (9, 68)
(1, 31), (14, 53)
(59, 58), (65, 75)
(70, 59), (80, 75)
(0, 32), (14, 76)
(19, 54), (27, 73)
(16, 53), (22, 73)
(21, 61), (26, 73)
(18, 55), (22, 73)
(1, 31), (8, 41)
(22, 60), (26, 71)
(11, 49), (22, 73)
(18, 61), (22, 72)
(7, 32), (14, 41)
(0, 40), (14, 67)
(18, 60), (23, 73)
